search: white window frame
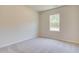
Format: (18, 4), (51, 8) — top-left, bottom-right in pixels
(49, 14), (60, 31)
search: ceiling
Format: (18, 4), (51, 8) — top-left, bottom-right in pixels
(28, 5), (63, 12)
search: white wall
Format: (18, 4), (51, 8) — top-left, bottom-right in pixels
(39, 6), (79, 44)
(0, 6), (39, 47)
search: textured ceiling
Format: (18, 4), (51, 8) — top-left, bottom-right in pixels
(28, 5), (63, 12)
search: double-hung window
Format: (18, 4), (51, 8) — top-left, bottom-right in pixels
(49, 14), (60, 31)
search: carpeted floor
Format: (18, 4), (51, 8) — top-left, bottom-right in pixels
(0, 38), (79, 53)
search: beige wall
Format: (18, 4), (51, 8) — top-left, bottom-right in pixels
(39, 6), (79, 44)
(0, 6), (39, 47)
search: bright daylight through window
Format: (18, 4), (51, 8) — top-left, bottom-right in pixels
(50, 14), (60, 31)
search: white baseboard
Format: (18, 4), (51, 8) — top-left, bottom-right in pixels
(40, 36), (79, 45)
(0, 35), (37, 48)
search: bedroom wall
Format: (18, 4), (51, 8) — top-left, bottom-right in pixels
(0, 6), (39, 47)
(39, 6), (79, 44)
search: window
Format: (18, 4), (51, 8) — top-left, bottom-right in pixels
(49, 14), (60, 31)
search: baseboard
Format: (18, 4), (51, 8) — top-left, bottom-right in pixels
(0, 35), (37, 48)
(40, 36), (79, 45)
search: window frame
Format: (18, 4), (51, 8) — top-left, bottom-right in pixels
(49, 13), (60, 32)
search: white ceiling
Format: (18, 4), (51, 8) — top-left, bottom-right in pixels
(28, 5), (63, 12)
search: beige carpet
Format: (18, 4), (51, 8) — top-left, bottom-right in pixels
(0, 38), (79, 53)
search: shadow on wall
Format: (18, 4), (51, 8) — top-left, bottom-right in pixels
(0, 6), (39, 48)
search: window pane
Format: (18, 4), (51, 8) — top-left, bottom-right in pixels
(50, 14), (60, 31)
